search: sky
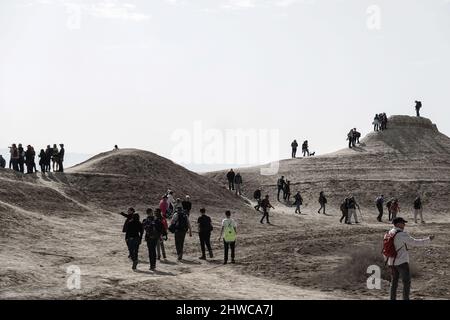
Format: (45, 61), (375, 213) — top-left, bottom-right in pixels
(1, 0), (449, 171)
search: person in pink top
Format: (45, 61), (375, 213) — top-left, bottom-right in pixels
(159, 195), (169, 218)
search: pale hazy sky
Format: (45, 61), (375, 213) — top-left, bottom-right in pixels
(1, 0), (449, 170)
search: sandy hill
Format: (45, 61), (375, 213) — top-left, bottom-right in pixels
(205, 115), (450, 213)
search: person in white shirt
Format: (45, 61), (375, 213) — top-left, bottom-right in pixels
(218, 211), (237, 264)
(387, 217), (434, 300)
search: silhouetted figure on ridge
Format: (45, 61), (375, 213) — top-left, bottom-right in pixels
(0, 154), (5, 168)
(415, 100), (422, 117)
(302, 140), (309, 157)
(291, 139), (298, 158)
(226, 169), (235, 191)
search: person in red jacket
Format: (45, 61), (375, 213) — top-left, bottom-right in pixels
(159, 195), (169, 218)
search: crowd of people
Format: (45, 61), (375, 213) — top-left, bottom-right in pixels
(347, 128), (361, 148)
(1, 143), (65, 174)
(120, 189), (238, 271)
(373, 113), (388, 131)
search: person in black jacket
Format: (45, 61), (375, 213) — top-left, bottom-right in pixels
(182, 195), (192, 216)
(142, 209), (163, 271)
(58, 144), (65, 172)
(253, 188), (262, 211)
(120, 208), (135, 258)
(25, 145), (35, 174)
(18, 143), (25, 173)
(226, 169), (235, 191)
(124, 213), (143, 270)
(197, 208), (214, 260)
(234, 172), (243, 196)
(318, 191), (327, 214)
(45, 145), (52, 173)
(291, 140), (298, 158)
(0, 155), (5, 169)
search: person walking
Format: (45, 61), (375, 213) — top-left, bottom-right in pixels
(197, 208), (214, 260)
(413, 196), (425, 224)
(384, 217), (434, 300)
(415, 100), (422, 117)
(391, 199), (400, 221)
(218, 210), (237, 264)
(260, 195), (274, 224)
(283, 180), (291, 202)
(58, 144), (65, 172)
(318, 191), (327, 214)
(277, 176), (286, 201)
(125, 213), (143, 270)
(375, 194), (385, 222)
(291, 140), (298, 158)
(226, 169), (235, 191)
(346, 196), (360, 224)
(154, 209), (167, 260)
(120, 207), (136, 258)
(253, 188), (262, 211)
(339, 198), (349, 223)
(294, 191), (303, 214)
(234, 172), (243, 196)
(170, 207), (192, 261)
(142, 209), (163, 271)
(386, 198), (394, 221)
(302, 140), (309, 157)
(182, 195), (192, 216)
(159, 195), (169, 218)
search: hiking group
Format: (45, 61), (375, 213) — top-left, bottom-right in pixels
(120, 190), (237, 271)
(2, 143), (65, 174)
(290, 140), (312, 158)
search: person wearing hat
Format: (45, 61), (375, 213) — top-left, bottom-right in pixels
(387, 217), (435, 300)
(58, 144), (65, 172)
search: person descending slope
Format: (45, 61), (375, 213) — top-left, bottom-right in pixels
(197, 208), (214, 260)
(383, 217), (434, 300)
(294, 191), (303, 214)
(260, 195), (274, 224)
(120, 207), (136, 258)
(318, 191), (327, 214)
(125, 213), (143, 270)
(154, 209), (167, 260)
(142, 209), (163, 271)
(253, 187), (262, 211)
(234, 172), (243, 196)
(218, 210), (237, 264)
(375, 194), (385, 222)
(339, 198), (349, 223)
(291, 140), (298, 158)
(226, 169), (235, 191)
(413, 196), (425, 224)
(390, 199), (400, 221)
(386, 198), (394, 221)
(283, 180), (291, 202)
(277, 176), (286, 201)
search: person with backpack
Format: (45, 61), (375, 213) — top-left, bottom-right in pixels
(197, 208), (214, 260)
(142, 209), (163, 271)
(302, 140), (309, 157)
(234, 172), (243, 196)
(317, 191), (327, 214)
(125, 213), (143, 270)
(375, 195), (385, 222)
(9, 144), (20, 171)
(0, 155), (5, 169)
(260, 195), (274, 224)
(339, 198), (349, 223)
(383, 217), (434, 300)
(294, 191), (303, 214)
(120, 207), (136, 259)
(169, 207), (192, 261)
(346, 196), (360, 224)
(277, 176), (286, 201)
(218, 210), (237, 264)
(415, 100), (422, 117)
(182, 195), (192, 216)
(413, 196), (425, 224)
(354, 129), (361, 144)
(155, 209), (167, 260)
(253, 188), (262, 211)
(226, 169), (235, 191)
(291, 140), (298, 158)
(347, 129), (354, 149)
(166, 190), (176, 219)
(390, 199), (400, 221)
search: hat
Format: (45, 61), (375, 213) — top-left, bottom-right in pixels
(393, 217), (408, 225)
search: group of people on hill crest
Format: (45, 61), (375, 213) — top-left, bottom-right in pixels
(373, 113), (388, 131)
(120, 189), (238, 271)
(290, 140), (313, 158)
(1, 143), (65, 173)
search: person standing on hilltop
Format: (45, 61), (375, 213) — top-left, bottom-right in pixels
(318, 191), (327, 214)
(24, 145), (35, 174)
(373, 114), (380, 131)
(58, 144), (65, 172)
(38, 149), (46, 173)
(234, 172), (243, 196)
(347, 129), (355, 148)
(0, 154), (6, 169)
(18, 143), (25, 173)
(9, 144), (19, 171)
(413, 196), (425, 224)
(51, 144), (59, 172)
(45, 145), (52, 173)
(291, 139), (298, 158)
(384, 217), (434, 300)
(226, 169), (235, 191)
(381, 113), (388, 130)
(375, 194), (385, 222)
(302, 140), (309, 157)
(415, 100), (422, 117)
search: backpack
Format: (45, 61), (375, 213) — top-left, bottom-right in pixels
(223, 220), (236, 243)
(166, 204), (174, 219)
(382, 230), (402, 264)
(175, 211), (189, 232)
(144, 219), (161, 240)
(253, 190), (261, 199)
(294, 194), (302, 205)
